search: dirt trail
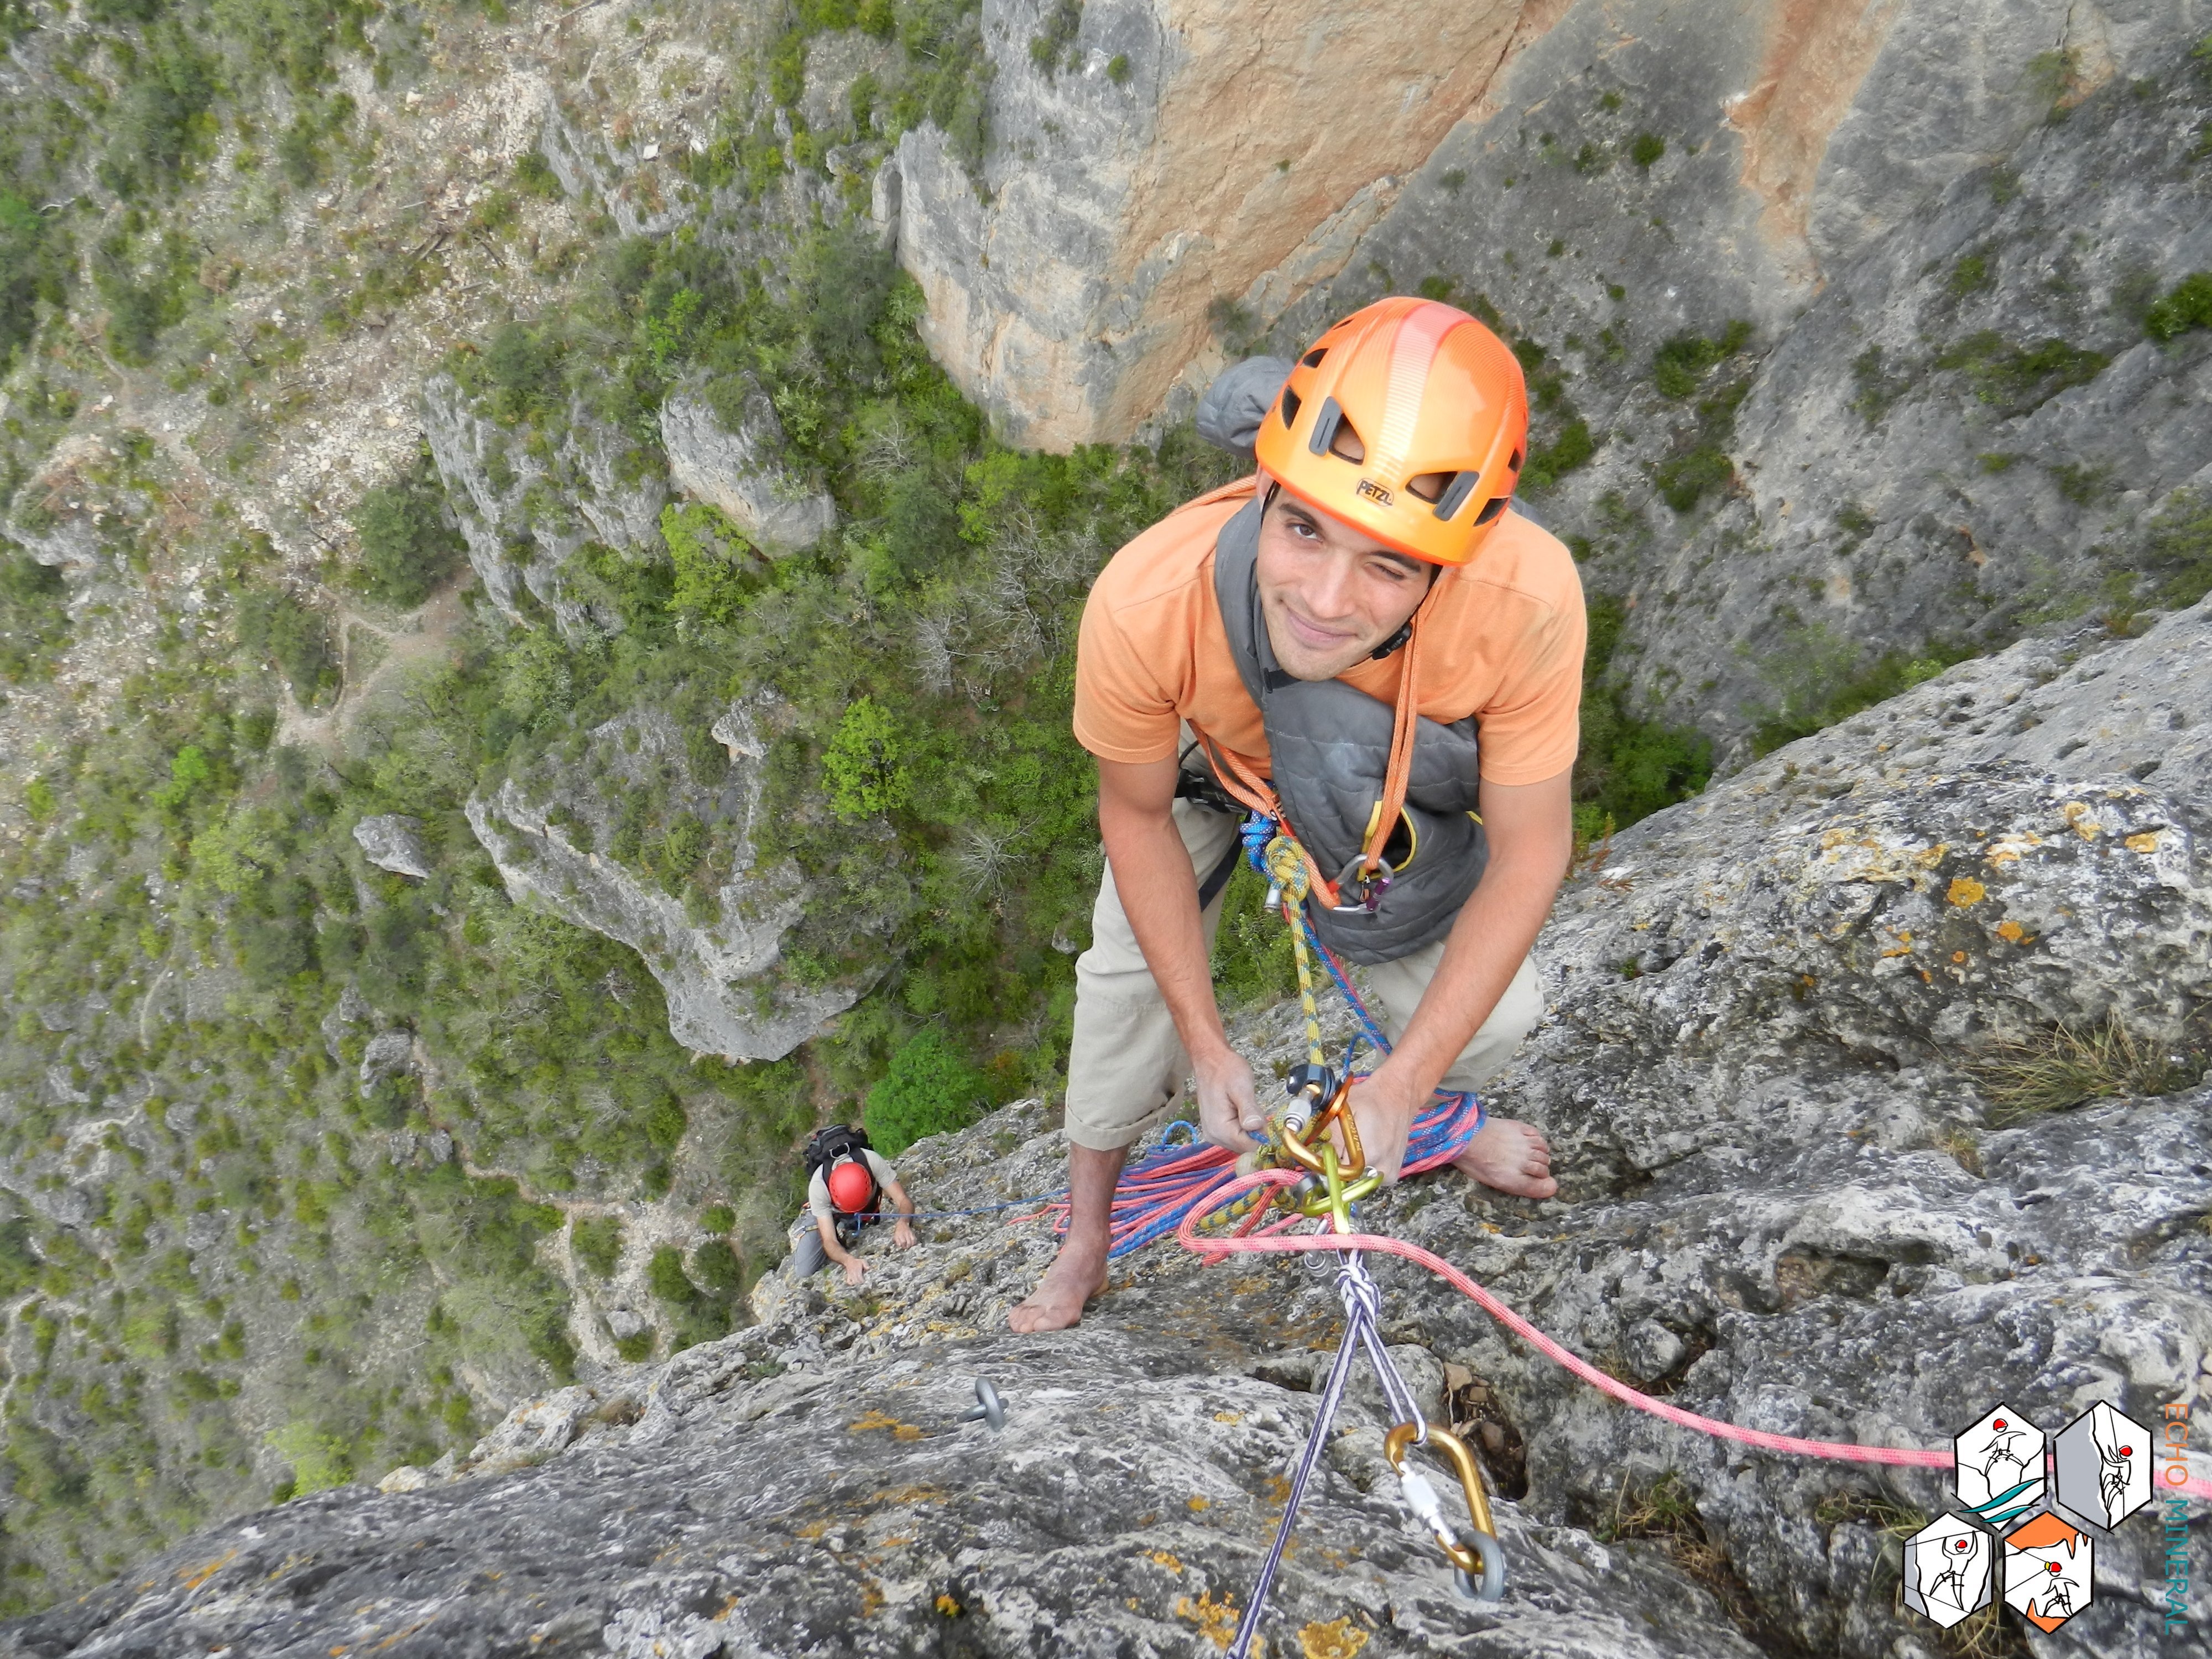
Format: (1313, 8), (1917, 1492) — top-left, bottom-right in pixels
(277, 582), (473, 759)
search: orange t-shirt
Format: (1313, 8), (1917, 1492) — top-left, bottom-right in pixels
(1074, 478), (1585, 785)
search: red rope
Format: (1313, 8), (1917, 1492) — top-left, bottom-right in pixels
(1175, 1167), (2212, 1501)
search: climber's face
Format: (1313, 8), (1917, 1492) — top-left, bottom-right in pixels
(1255, 487), (1436, 683)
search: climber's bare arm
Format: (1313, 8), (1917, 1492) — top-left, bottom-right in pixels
(1349, 769), (1573, 1183)
(885, 1179), (917, 1248)
(1097, 755), (1264, 1154)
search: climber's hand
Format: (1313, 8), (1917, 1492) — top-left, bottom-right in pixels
(892, 1219), (917, 1250)
(841, 1257), (866, 1287)
(1344, 1072), (1419, 1185)
(1195, 1047), (1264, 1154)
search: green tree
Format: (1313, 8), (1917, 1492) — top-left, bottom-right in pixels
(354, 453), (464, 607)
(865, 1030), (987, 1156)
(822, 697), (908, 820)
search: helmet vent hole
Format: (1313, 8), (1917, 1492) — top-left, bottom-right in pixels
(1431, 472), (1483, 520)
(1407, 472), (1451, 503)
(1301, 347), (1327, 368)
(1508, 448), (1524, 474)
(1280, 387), (1302, 429)
(1307, 396), (1359, 460)
(1475, 497), (1508, 525)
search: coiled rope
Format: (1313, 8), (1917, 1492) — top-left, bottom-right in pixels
(1036, 811), (1488, 1257)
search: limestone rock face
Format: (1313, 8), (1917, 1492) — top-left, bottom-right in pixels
(350, 813), (431, 879)
(1254, 0), (2212, 754)
(28, 606), (2212, 1658)
(465, 703), (873, 1062)
(419, 376), (668, 633)
(896, 0), (1543, 448)
(658, 388), (835, 555)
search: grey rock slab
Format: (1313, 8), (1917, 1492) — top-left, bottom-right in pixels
(659, 388), (833, 556)
(356, 1031), (415, 1092)
(2, 1322), (1759, 1659)
(465, 703), (875, 1061)
(351, 813), (431, 879)
(419, 377), (666, 634)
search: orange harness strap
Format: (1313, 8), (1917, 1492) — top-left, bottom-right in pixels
(1191, 732), (1342, 910)
(1360, 615), (1422, 879)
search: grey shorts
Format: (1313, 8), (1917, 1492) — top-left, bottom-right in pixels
(1061, 797), (1543, 1152)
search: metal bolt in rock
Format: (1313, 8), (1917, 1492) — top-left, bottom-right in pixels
(959, 1377), (1005, 1431)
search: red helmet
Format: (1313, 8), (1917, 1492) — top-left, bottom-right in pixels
(827, 1158), (875, 1214)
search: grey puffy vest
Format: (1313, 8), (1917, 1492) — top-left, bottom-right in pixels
(1203, 497), (1488, 965)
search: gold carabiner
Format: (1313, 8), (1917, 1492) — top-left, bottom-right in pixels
(1280, 1073), (1365, 1177)
(1383, 1423), (1498, 1562)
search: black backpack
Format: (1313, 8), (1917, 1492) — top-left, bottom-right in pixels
(803, 1125), (878, 1219)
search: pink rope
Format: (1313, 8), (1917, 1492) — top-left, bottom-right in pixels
(1175, 1168), (2212, 1501)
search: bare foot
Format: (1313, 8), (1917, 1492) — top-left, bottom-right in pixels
(1008, 1240), (1110, 1333)
(1453, 1117), (1557, 1199)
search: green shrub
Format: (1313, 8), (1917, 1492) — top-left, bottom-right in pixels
(1629, 133), (1664, 169)
(1654, 441), (1732, 513)
(1749, 629), (1970, 755)
(1947, 251), (1993, 297)
(0, 546), (70, 684)
(570, 1215), (623, 1277)
(353, 452), (465, 607)
(0, 192), (64, 369)
(1933, 332), (2107, 413)
(268, 1421), (352, 1496)
(1572, 596), (1709, 840)
(2142, 488), (2212, 608)
(2143, 272), (2212, 342)
(660, 502), (754, 624)
(641, 1089), (688, 1152)
(514, 149), (563, 200)
(1519, 418), (1594, 493)
(237, 586), (335, 700)
(1652, 321), (1752, 398)
(823, 697), (909, 820)
(689, 1239), (744, 1297)
(645, 1244), (696, 1303)
(1029, 0), (1082, 74)
(865, 1030), (987, 1156)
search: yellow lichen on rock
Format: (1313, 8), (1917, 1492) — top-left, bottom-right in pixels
(1176, 1589), (1240, 1650)
(1947, 877), (1986, 907)
(844, 1410), (923, 1441)
(1995, 920), (2028, 942)
(2125, 832), (2162, 853)
(1299, 1616), (1370, 1658)
(2062, 802), (2102, 840)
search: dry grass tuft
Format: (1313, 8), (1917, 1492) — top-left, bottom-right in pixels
(1967, 1014), (2204, 1126)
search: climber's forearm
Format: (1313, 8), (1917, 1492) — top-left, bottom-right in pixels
(1097, 756), (1230, 1066)
(1370, 770), (1573, 1105)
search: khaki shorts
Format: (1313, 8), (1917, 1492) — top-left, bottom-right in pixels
(1062, 797), (1543, 1152)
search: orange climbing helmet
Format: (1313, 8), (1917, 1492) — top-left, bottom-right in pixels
(827, 1157), (877, 1216)
(1253, 296), (1528, 568)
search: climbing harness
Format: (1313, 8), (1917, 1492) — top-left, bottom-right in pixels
(1226, 1074), (1505, 1659)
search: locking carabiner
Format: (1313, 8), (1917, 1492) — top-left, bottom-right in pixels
(1384, 1423), (1506, 1602)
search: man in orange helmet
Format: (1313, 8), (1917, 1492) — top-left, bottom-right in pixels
(1010, 298), (1583, 1333)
